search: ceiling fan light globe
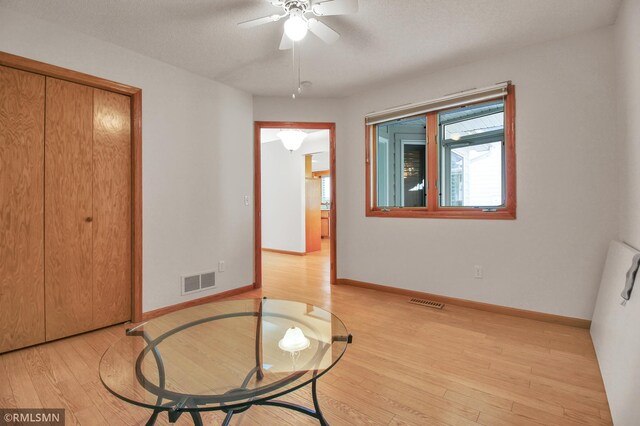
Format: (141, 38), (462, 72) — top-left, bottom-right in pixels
(284, 15), (308, 41)
(278, 129), (307, 151)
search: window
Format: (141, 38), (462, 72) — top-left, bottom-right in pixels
(376, 116), (426, 208)
(440, 101), (504, 207)
(366, 83), (516, 219)
(321, 175), (331, 209)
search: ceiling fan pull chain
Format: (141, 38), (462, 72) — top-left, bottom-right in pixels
(292, 41), (296, 99)
(297, 41), (302, 95)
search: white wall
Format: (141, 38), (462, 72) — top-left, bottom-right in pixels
(592, 2), (640, 424)
(616, 0), (640, 250)
(259, 127), (330, 252)
(255, 28), (619, 319)
(253, 97), (345, 126)
(261, 140), (306, 253)
(0, 7), (255, 312)
(297, 130), (330, 171)
(591, 241), (640, 426)
(340, 28), (618, 320)
(311, 152), (330, 172)
(254, 97), (346, 267)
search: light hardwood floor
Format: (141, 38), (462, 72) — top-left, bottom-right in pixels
(0, 239), (611, 425)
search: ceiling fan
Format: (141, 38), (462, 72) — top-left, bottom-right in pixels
(238, 0), (359, 50)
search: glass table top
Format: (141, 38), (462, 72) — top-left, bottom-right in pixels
(99, 298), (350, 412)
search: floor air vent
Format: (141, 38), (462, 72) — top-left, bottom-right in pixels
(408, 298), (444, 309)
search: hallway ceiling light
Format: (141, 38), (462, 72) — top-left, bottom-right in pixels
(278, 326), (310, 352)
(278, 129), (307, 151)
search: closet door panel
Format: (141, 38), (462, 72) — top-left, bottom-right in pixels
(45, 78), (94, 341)
(92, 88), (131, 328)
(0, 65), (45, 352)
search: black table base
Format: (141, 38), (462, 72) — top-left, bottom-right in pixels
(122, 298), (351, 426)
(220, 376), (328, 426)
(142, 375), (328, 425)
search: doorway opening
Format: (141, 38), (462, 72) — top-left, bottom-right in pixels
(254, 121), (336, 289)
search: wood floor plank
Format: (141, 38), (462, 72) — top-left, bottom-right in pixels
(444, 389), (513, 413)
(511, 401), (587, 426)
(477, 410), (542, 426)
(81, 379), (150, 426)
(3, 350), (43, 408)
(0, 239), (612, 425)
(0, 354), (17, 403)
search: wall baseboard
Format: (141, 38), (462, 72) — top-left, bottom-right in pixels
(262, 248), (306, 256)
(336, 278), (591, 329)
(140, 284), (255, 321)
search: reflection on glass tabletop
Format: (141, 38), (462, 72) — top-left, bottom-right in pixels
(99, 298), (350, 413)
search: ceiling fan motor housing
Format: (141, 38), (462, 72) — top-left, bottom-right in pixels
(239, 0), (356, 46)
(283, 1), (311, 15)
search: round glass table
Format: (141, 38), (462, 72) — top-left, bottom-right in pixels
(99, 298), (352, 425)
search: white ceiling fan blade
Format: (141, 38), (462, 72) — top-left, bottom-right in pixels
(238, 14), (280, 29)
(312, 0), (358, 16)
(308, 19), (340, 44)
(279, 31), (293, 50)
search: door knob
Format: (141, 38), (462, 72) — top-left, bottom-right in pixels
(85, 217), (93, 223)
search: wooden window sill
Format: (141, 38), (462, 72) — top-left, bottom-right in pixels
(366, 208), (516, 220)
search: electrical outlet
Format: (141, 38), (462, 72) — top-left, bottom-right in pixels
(244, 195), (250, 206)
(218, 260), (226, 272)
(474, 265), (483, 279)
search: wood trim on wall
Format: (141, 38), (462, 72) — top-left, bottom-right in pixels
(504, 83), (517, 218)
(254, 123), (263, 288)
(365, 125), (372, 216)
(254, 121), (337, 288)
(312, 170), (330, 177)
(0, 51), (140, 96)
(427, 112), (439, 209)
(0, 51), (144, 323)
(365, 84), (516, 220)
(336, 278), (591, 329)
(131, 91), (143, 322)
(329, 124), (337, 284)
(262, 248), (306, 256)
(140, 284), (255, 322)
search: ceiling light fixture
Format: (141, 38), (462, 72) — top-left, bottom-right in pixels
(278, 326), (310, 370)
(278, 326), (310, 352)
(238, 0), (359, 48)
(284, 9), (308, 41)
(278, 129), (307, 151)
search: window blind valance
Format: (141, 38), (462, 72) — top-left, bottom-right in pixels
(364, 82), (510, 126)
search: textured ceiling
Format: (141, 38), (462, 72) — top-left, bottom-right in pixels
(0, 0), (621, 97)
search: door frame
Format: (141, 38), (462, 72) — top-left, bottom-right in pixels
(254, 121), (337, 288)
(396, 136), (426, 207)
(0, 51), (144, 323)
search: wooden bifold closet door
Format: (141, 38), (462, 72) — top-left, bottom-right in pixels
(0, 61), (133, 352)
(45, 78), (132, 341)
(45, 78), (95, 340)
(91, 88), (132, 330)
(0, 65), (45, 353)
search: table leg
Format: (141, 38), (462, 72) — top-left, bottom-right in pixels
(221, 409), (234, 426)
(311, 378), (329, 426)
(144, 409), (161, 426)
(189, 411), (204, 426)
(255, 298), (265, 381)
(254, 377), (329, 425)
